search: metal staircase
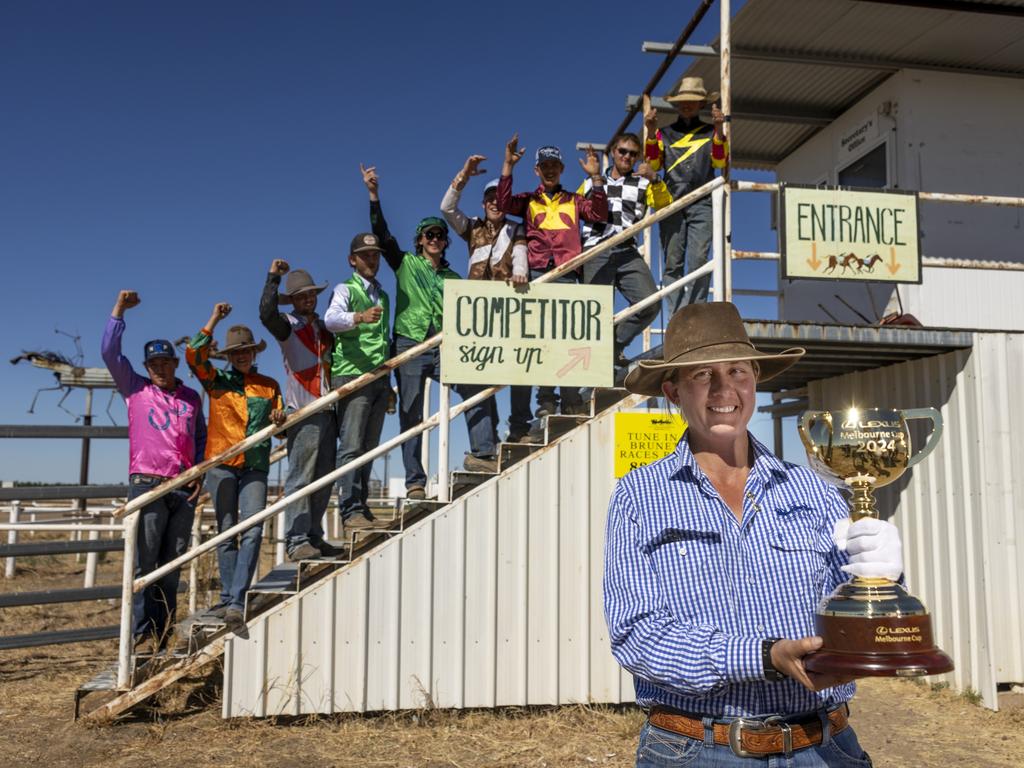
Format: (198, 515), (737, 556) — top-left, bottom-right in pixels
(76, 386), (642, 720)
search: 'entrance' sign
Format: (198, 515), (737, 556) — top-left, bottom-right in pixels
(780, 185), (921, 284)
(441, 280), (614, 388)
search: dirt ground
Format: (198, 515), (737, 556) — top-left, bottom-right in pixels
(2, 541), (1023, 767)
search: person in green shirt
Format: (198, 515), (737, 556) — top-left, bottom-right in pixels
(362, 163), (499, 499)
(324, 233), (392, 528)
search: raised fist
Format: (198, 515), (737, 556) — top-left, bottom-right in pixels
(269, 259), (290, 276)
(117, 290), (140, 310)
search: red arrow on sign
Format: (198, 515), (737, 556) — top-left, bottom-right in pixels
(557, 347), (591, 378)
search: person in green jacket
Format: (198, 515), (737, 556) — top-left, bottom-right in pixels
(362, 163), (498, 499)
(324, 233), (392, 527)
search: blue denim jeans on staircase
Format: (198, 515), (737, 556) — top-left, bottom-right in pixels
(206, 465), (267, 611)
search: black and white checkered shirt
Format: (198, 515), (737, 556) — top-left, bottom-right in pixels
(580, 170), (650, 248)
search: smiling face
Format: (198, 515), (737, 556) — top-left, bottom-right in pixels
(534, 159), (564, 191)
(662, 360), (757, 449)
(144, 356), (179, 391)
(226, 348), (256, 374)
(417, 227), (448, 259)
(291, 289), (318, 317)
(611, 138), (641, 176)
(482, 188), (504, 225)
(673, 99), (703, 120)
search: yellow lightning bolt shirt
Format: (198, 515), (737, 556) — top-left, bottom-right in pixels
(645, 117), (728, 200)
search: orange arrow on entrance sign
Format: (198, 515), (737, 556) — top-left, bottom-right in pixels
(557, 347), (591, 378)
(887, 246), (901, 275)
(807, 242), (822, 271)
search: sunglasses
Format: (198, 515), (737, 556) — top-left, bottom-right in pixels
(615, 147), (640, 158)
(423, 230), (447, 242)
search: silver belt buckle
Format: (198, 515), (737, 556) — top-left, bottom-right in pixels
(728, 716), (793, 758)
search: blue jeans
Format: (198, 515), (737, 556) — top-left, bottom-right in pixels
(582, 242), (659, 359)
(660, 196), (712, 315)
(128, 474), (196, 645)
(394, 334), (498, 489)
(636, 716), (872, 767)
(282, 409), (336, 552)
(513, 265), (582, 413)
(206, 465), (267, 611)
(333, 374), (389, 519)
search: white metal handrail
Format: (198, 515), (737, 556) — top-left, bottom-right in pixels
(111, 175), (727, 687)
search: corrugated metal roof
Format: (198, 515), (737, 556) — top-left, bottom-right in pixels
(668, 0), (1024, 167)
(746, 319), (974, 391)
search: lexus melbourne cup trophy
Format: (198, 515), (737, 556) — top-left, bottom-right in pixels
(798, 407), (954, 677)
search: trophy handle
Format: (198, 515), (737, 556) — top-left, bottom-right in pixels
(903, 407), (943, 468)
(798, 412), (817, 454)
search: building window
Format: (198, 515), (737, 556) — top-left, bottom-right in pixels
(838, 142), (887, 188)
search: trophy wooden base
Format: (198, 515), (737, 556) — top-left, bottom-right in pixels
(803, 580), (955, 678)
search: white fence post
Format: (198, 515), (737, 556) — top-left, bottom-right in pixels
(712, 185), (725, 301)
(437, 384), (451, 503)
(117, 511), (138, 689)
(188, 502), (203, 615)
(5, 502), (20, 579)
(84, 525), (100, 588)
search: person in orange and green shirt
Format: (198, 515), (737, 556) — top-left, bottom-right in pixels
(186, 302), (285, 629)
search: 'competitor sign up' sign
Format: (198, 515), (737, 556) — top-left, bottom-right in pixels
(780, 184), (921, 284)
(441, 280), (614, 388)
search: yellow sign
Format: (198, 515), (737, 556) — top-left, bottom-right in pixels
(781, 185), (920, 284)
(614, 412), (686, 478)
(441, 280), (614, 387)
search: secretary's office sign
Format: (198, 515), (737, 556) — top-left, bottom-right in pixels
(780, 185), (920, 284)
(441, 280), (614, 388)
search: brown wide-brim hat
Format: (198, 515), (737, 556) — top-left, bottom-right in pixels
(623, 302), (805, 397)
(218, 324), (267, 355)
(666, 76), (720, 104)
(278, 268), (327, 305)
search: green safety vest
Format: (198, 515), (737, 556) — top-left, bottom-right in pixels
(394, 251), (460, 342)
(332, 275), (390, 377)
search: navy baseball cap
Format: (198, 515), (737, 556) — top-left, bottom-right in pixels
(143, 339), (177, 362)
(483, 179), (499, 197)
(535, 146), (563, 165)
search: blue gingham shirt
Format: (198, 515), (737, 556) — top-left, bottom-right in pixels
(603, 432), (855, 718)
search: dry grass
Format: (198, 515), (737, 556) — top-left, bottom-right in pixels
(2, 539), (1023, 767)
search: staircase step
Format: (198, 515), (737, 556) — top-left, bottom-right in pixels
(498, 442), (543, 471)
(542, 414), (590, 441)
(450, 470), (497, 497)
(591, 387), (630, 415)
(74, 664), (120, 719)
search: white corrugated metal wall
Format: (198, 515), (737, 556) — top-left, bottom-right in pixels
(222, 403), (638, 718)
(808, 332), (1024, 709)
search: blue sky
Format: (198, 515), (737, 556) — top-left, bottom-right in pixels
(0, 1), (787, 484)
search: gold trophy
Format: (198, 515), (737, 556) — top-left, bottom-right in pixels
(798, 407), (954, 677)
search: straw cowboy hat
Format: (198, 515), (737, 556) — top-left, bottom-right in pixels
(277, 268), (328, 304)
(666, 76), (720, 104)
(623, 303), (805, 397)
(219, 324), (267, 355)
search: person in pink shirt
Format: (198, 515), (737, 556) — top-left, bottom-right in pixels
(102, 290), (206, 651)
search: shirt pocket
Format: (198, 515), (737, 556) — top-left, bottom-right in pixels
(645, 526), (727, 619)
(765, 509), (834, 612)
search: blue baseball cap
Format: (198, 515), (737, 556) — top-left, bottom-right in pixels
(535, 146), (563, 165)
(143, 339), (177, 362)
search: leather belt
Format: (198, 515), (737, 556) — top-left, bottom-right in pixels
(648, 704), (849, 758)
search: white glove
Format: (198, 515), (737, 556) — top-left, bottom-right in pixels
(832, 517), (903, 581)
